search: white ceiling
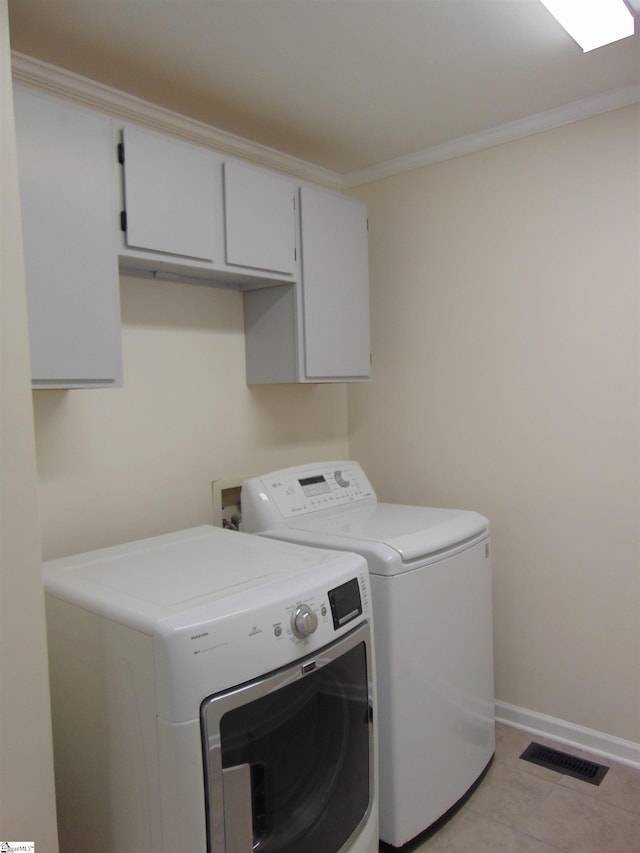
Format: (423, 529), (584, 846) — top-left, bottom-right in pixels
(8, 0), (640, 178)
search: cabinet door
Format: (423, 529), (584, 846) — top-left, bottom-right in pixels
(224, 161), (296, 274)
(121, 125), (218, 261)
(299, 187), (370, 380)
(14, 87), (123, 387)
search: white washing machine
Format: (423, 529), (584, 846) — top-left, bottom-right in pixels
(241, 462), (495, 849)
(43, 525), (378, 853)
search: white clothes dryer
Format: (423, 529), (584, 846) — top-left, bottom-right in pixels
(43, 525), (378, 853)
(241, 462), (495, 849)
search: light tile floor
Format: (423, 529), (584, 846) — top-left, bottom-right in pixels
(380, 723), (640, 853)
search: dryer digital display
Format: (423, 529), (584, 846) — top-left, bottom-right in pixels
(328, 577), (362, 630)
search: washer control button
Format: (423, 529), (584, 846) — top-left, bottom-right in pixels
(292, 604), (318, 638)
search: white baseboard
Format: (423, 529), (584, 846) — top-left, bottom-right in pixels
(495, 701), (640, 770)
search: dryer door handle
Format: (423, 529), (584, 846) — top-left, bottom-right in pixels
(222, 763), (253, 850)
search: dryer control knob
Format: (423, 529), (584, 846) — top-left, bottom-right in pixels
(292, 604), (318, 638)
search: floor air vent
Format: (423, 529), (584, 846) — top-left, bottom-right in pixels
(520, 742), (609, 785)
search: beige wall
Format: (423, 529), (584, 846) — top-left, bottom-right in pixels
(348, 105), (640, 744)
(0, 0), (59, 845)
(34, 274), (349, 559)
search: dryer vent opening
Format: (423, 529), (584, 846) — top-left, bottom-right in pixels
(520, 742), (609, 786)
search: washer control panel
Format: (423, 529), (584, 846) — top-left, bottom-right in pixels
(248, 462), (376, 521)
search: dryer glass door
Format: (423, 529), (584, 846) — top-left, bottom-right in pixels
(201, 622), (373, 853)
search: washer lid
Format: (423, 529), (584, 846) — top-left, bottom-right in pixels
(285, 503), (488, 563)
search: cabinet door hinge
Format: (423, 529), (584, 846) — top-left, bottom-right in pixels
(117, 142), (125, 165)
(120, 210), (127, 232)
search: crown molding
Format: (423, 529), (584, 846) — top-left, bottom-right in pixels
(342, 84), (640, 188)
(12, 51), (639, 192)
(10, 51), (343, 191)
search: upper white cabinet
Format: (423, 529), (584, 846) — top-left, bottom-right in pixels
(117, 125), (296, 286)
(119, 125), (219, 262)
(244, 185), (370, 383)
(14, 86), (123, 388)
(299, 185), (370, 380)
(223, 161), (296, 275)
(14, 86), (370, 387)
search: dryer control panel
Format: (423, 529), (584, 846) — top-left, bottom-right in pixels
(243, 462), (376, 527)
